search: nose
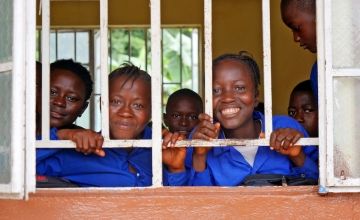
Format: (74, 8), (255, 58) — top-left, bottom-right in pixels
(293, 32), (300, 42)
(179, 116), (189, 127)
(52, 96), (66, 107)
(221, 89), (235, 103)
(294, 110), (304, 123)
(117, 104), (132, 117)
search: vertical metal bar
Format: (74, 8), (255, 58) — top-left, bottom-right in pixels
(128, 29), (131, 61)
(41, 0), (50, 140)
(100, 0), (109, 139)
(25, 0), (36, 195)
(316, 0), (327, 192)
(180, 28), (183, 86)
(204, 0), (213, 117)
(323, 0), (335, 187)
(150, 0), (162, 187)
(12, 0), (26, 198)
(88, 30), (96, 130)
(145, 28), (148, 72)
(262, 0), (273, 138)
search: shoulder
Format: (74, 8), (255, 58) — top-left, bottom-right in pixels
(272, 115), (309, 137)
(142, 125), (152, 139)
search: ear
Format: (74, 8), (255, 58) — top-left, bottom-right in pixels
(78, 101), (89, 117)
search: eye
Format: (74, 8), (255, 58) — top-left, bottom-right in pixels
(171, 113), (181, 119)
(235, 86), (245, 92)
(304, 108), (314, 113)
(213, 87), (221, 95)
(110, 99), (122, 106)
(188, 115), (198, 120)
(288, 109), (296, 117)
(133, 103), (144, 110)
(50, 88), (58, 97)
(66, 96), (79, 102)
(292, 25), (300, 33)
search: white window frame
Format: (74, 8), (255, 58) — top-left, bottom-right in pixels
(6, 0), (360, 199)
(317, 0), (360, 193)
(0, 0), (36, 199)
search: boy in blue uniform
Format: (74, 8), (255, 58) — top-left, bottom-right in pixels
(281, 0), (318, 101)
(162, 89), (203, 180)
(166, 52), (318, 186)
(37, 64), (154, 187)
(288, 80), (318, 137)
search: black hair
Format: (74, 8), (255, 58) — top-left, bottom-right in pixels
(281, 0), (316, 15)
(290, 79), (317, 107)
(50, 59), (93, 101)
(213, 51), (261, 91)
(291, 80), (313, 94)
(166, 88), (203, 113)
(109, 62), (151, 89)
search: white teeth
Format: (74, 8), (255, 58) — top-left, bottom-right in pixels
(221, 108), (240, 115)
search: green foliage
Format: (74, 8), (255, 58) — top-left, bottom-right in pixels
(109, 27), (198, 109)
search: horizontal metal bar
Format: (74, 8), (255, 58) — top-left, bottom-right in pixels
(332, 68), (360, 77)
(326, 186), (360, 193)
(0, 62), (12, 72)
(36, 140), (153, 148)
(36, 138), (319, 148)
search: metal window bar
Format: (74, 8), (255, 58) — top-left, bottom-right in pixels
(262, 0), (273, 139)
(35, 0), (321, 191)
(41, 0), (50, 141)
(322, 0), (360, 190)
(316, 0), (327, 193)
(150, 0), (163, 187)
(100, 0), (110, 140)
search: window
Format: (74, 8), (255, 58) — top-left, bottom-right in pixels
(317, 0), (360, 192)
(36, 27), (200, 131)
(2, 0), (360, 200)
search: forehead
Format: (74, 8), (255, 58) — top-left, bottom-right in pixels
(167, 96), (201, 112)
(51, 69), (83, 84)
(214, 60), (253, 82)
(290, 91), (315, 104)
(110, 75), (151, 95)
(282, 3), (314, 21)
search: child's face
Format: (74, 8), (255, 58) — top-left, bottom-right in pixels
(164, 97), (201, 135)
(288, 91), (318, 137)
(213, 60), (259, 130)
(109, 76), (151, 139)
(50, 69), (87, 128)
(281, 4), (317, 53)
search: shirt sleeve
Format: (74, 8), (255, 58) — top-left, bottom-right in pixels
(163, 168), (190, 186)
(36, 127), (62, 163)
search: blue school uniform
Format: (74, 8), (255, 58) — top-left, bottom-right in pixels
(310, 61), (318, 102)
(165, 111), (319, 186)
(36, 126), (153, 187)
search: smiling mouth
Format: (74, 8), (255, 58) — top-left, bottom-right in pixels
(50, 111), (65, 119)
(113, 121), (133, 129)
(221, 107), (240, 116)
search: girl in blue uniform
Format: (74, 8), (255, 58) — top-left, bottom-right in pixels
(37, 64), (154, 187)
(166, 52), (318, 186)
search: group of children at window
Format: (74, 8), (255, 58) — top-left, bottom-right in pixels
(36, 0), (320, 187)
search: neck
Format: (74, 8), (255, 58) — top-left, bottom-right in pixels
(223, 118), (261, 139)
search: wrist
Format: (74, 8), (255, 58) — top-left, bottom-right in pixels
(168, 166), (185, 173)
(193, 153), (207, 172)
(289, 150), (305, 167)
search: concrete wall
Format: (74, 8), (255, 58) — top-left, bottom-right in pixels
(1, 187), (359, 219)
